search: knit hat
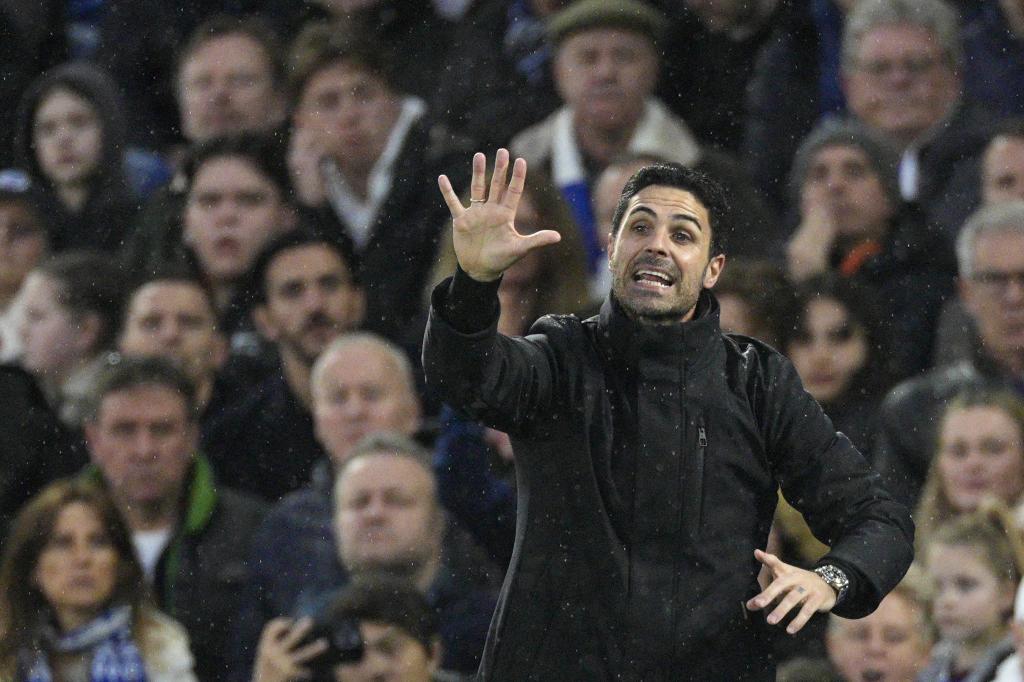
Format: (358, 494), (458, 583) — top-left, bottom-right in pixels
(789, 118), (901, 206)
(547, 0), (669, 47)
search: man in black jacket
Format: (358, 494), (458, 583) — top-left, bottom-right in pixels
(424, 150), (914, 681)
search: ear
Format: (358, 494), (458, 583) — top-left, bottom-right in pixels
(75, 313), (103, 355)
(84, 420), (103, 463)
(703, 254), (726, 289)
(958, 276), (978, 318)
(427, 637), (443, 673)
(252, 304), (280, 343)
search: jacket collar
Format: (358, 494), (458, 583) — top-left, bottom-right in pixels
(599, 288), (722, 365)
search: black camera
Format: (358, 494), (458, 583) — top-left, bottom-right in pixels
(305, 615), (364, 681)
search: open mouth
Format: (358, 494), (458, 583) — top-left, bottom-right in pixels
(633, 269), (675, 288)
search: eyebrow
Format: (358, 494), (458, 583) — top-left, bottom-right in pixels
(627, 205), (703, 231)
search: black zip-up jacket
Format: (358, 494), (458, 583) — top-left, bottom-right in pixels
(423, 272), (914, 681)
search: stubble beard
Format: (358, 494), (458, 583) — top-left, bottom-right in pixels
(611, 261), (707, 326)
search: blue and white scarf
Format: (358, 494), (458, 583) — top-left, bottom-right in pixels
(24, 606), (147, 682)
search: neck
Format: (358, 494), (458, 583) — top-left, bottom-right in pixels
(412, 552), (441, 593)
(337, 162), (371, 200)
(573, 113), (641, 168)
(117, 495), (180, 533)
(210, 281), (236, 315)
(280, 346), (313, 409)
(53, 605), (103, 633)
(57, 183), (89, 213)
(193, 373), (215, 412)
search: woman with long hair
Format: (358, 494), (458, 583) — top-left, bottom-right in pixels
(0, 479), (196, 681)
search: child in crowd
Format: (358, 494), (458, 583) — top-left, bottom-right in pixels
(920, 504), (1023, 681)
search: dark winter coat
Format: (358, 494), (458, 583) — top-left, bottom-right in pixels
(423, 273), (915, 681)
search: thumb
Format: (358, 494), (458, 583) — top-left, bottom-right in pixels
(518, 229), (561, 254)
(754, 549), (782, 568)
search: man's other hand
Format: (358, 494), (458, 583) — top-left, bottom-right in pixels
(745, 549), (838, 635)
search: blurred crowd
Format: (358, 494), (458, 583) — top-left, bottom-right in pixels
(2, 0), (1024, 679)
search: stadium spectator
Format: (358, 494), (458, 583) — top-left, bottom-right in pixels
(0, 479), (197, 680)
(203, 230), (364, 500)
(13, 63), (147, 252)
(82, 356), (266, 681)
(287, 26), (472, 345)
(873, 201), (1024, 506)
(18, 251), (124, 427)
(983, 120), (1024, 205)
(510, 0), (778, 271)
(0, 172), (50, 362)
(786, 119), (955, 374)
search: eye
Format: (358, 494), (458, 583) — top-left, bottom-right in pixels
(671, 230), (692, 243)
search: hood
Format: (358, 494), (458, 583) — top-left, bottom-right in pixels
(14, 62), (129, 194)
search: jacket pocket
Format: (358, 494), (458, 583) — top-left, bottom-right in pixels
(682, 414), (707, 539)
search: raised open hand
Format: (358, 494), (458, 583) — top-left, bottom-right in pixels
(438, 149), (561, 282)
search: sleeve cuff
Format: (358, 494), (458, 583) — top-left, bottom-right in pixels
(443, 265), (502, 334)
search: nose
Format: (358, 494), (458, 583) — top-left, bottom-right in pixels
(643, 228), (671, 256)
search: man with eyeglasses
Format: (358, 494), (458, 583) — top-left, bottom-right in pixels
(841, 0), (995, 252)
(873, 201), (1024, 506)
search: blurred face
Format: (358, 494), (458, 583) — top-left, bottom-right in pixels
(33, 88), (103, 188)
(787, 297), (869, 403)
(937, 405), (1024, 512)
(960, 231), (1024, 357)
(554, 29), (658, 132)
(255, 245), (364, 365)
(843, 23), (960, 145)
(608, 186), (724, 323)
(718, 293), (757, 337)
(178, 33), (284, 142)
(34, 502), (119, 630)
(295, 61), (401, 174)
(0, 200), (48, 296)
(18, 272), (95, 379)
(313, 343), (419, 466)
(335, 454), (440, 574)
(827, 592), (932, 682)
(335, 622), (437, 682)
(184, 157), (288, 284)
(928, 543), (1013, 645)
(500, 194), (544, 289)
(594, 160), (649, 251)
(801, 145), (894, 239)
(119, 281), (227, 381)
(982, 135), (1024, 204)
(86, 386), (197, 511)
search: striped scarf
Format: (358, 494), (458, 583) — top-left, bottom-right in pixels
(24, 606), (147, 682)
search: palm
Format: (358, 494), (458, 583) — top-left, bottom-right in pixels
(439, 150), (561, 282)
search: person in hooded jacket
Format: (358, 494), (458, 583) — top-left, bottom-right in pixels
(12, 62), (159, 254)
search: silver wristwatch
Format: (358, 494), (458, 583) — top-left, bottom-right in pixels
(814, 565), (850, 604)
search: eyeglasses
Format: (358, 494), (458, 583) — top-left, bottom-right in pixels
(971, 270), (1024, 291)
(855, 55), (942, 78)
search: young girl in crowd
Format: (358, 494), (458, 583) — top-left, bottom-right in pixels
(14, 63), (145, 253)
(915, 388), (1024, 550)
(0, 479), (195, 681)
(919, 503), (1023, 682)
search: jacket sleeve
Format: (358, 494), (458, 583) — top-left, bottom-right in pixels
(422, 274), (570, 438)
(760, 352), (915, 618)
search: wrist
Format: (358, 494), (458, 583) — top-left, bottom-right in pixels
(813, 564), (850, 606)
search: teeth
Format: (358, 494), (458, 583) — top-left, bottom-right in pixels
(635, 270), (673, 287)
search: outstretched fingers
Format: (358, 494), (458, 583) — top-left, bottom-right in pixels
(502, 157), (527, 212)
(489, 149), (510, 204)
(438, 174), (464, 218)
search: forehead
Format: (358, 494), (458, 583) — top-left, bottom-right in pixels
(559, 26), (655, 54)
(52, 501), (103, 533)
(811, 144), (873, 167)
(130, 281), (213, 316)
(37, 88), (94, 117)
(985, 136), (1024, 164)
(98, 384), (189, 421)
(927, 543), (994, 575)
(191, 156), (274, 192)
(972, 229), (1024, 269)
(321, 345), (405, 388)
(943, 404), (1018, 432)
(304, 60), (388, 95)
(267, 244), (348, 282)
(856, 22), (942, 59)
(184, 33), (268, 70)
(339, 454), (432, 495)
(624, 185), (710, 225)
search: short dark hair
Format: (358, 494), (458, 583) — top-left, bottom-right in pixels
(325, 574), (438, 653)
(289, 23), (398, 103)
(610, 163), (731, 256)
(86, 355), (197, 423)
(36, 251), (125, 352)
(176, 14), (286, 90)
(184, 133), (292, 203)
(248, 228), (360, 306)
(123, 261), (218, 328)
